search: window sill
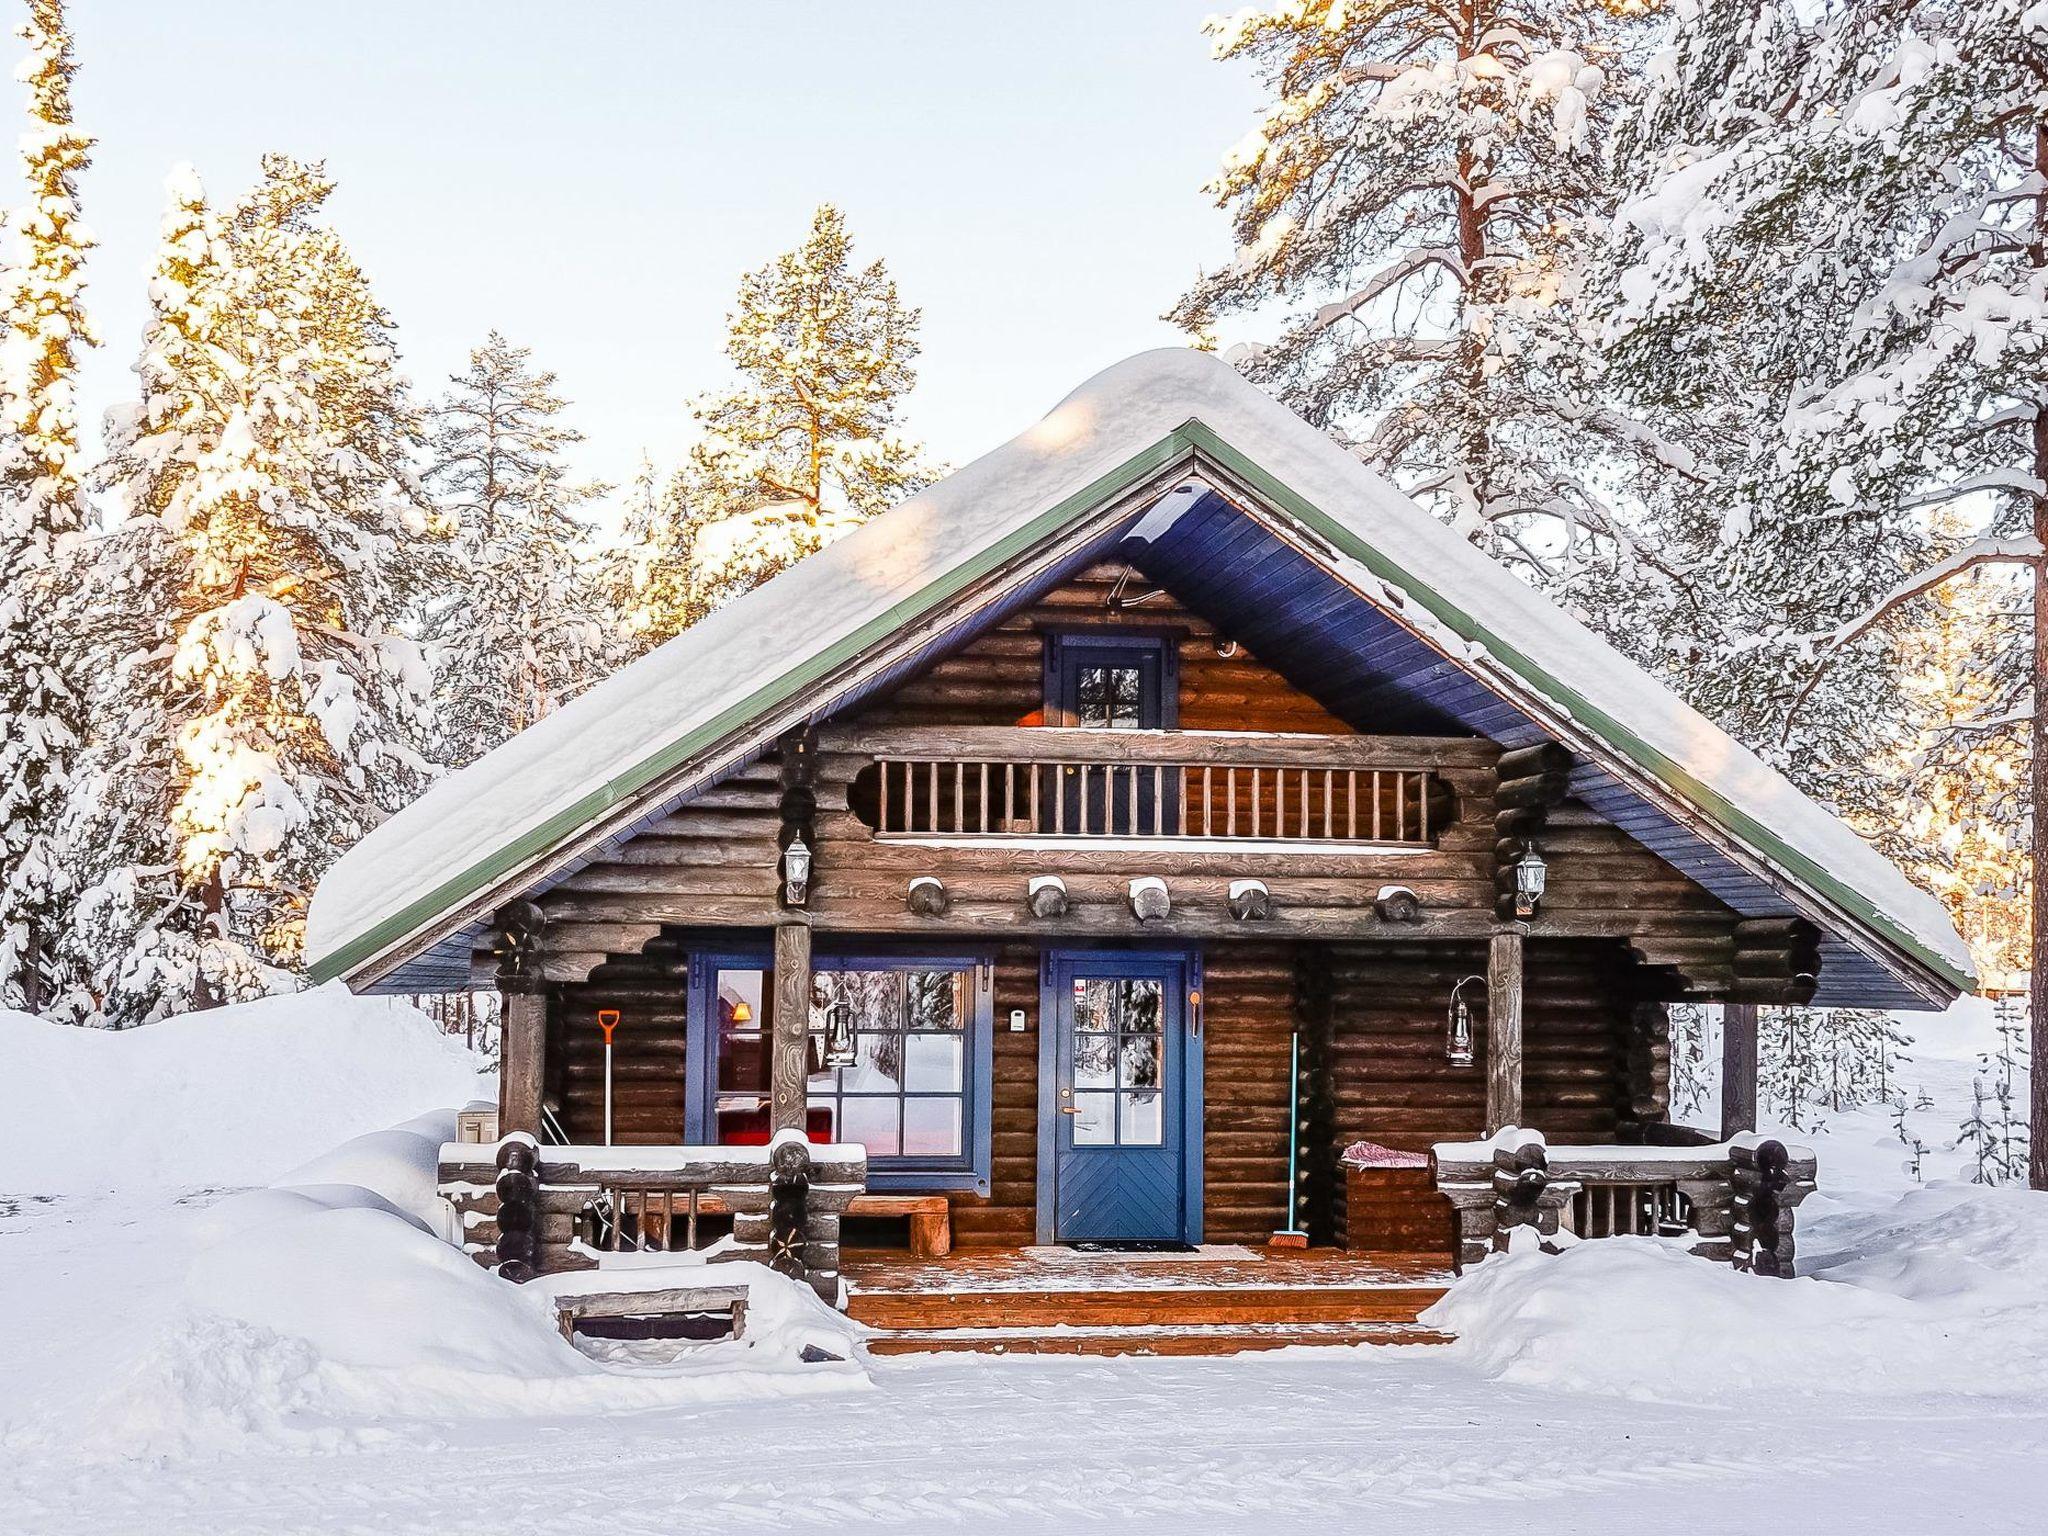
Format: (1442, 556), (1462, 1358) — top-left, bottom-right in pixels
(865, 1167), (988, 1196)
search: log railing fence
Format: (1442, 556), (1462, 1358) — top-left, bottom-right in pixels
(1431, 1133), (1814, 1275)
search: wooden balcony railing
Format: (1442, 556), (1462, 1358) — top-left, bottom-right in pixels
(823, 726), (1475, 847)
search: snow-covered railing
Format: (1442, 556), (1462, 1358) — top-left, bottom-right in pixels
(1430, 1128), (1815, 1276)
(439, 1135), (868, 1304)
(825, 725), (1462, 846)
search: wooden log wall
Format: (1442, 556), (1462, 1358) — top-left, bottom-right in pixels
(550, 938), (690, 1144)
(854, 561), (1358, 733)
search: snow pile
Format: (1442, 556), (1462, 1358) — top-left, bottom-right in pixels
(0, 985), (487, 1196)
(36, 1116), (866, 1462)
(1425, 1181), (2048, 1402)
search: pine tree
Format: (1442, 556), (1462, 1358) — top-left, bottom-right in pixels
(601, 452), (701, 655)
(77, 157), (439, 1010)
(1171, 1), (1693, 595)
(686, 204), (933, 607)
(1599, 0), (2048, 1181)
(423, 331), (608, 768)
(0, 0), (93, 1012)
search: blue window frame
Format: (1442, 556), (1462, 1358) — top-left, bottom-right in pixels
(686, 949), (994, 1194)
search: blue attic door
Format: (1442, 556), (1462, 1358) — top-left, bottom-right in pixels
(1043, 630), (1178, 835)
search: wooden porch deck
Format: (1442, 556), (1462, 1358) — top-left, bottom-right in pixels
(844, 1246), (1455, 1356)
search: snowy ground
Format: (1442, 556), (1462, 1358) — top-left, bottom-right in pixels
(3, 989), (2045, 1535)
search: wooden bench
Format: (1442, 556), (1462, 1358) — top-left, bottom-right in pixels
(689, 1191), (952, 1259)
(555, 1283), (749, 1343)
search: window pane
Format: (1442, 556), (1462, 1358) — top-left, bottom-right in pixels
(1071, 1092), (1115, 1146)
(805, 1097), (838, 1140)
(1118, 980), (1163, 1032)
(840, 1097), (901, 1156)
(1119, 1032), (1161, 1091)
(715, 970), (769, 1093)
(1107, 666), (1141, 729)
(1121, 1089), (1164, 1146)
(905, 970), (962, 1031)
(847, 1033), (903, 1094)
(1073, 1032), (1116, 1091)
(904, 1032), (962, 1092)
(1072, 977), (1112, 1033)
(904, 1097), (962, 1157)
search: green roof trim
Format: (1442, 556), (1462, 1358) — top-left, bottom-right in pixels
(314, 413), (1965, 1000)
(306, 429), (1197, 985)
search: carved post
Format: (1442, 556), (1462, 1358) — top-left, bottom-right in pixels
(492, 1136), (541, 1282)
(1486, 925), (1526, 1134)
(768, 1135), (812, 1284)
(772, 920), (812, 1135)
(1721, 1002), (1760, 1136)
(492, 901), (548, 1138)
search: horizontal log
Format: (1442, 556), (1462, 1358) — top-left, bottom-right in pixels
(819, 723), (1497, 770)
(1495, 742), (1573, 781)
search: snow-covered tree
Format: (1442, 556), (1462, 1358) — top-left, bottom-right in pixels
(685, 204), (933, 606)
(74, 158), (439, 1013)
(423, 331), (608, 767)
(1600, 0), (2047, 1183)
(0, 0), (93, 1012)
(600, 452), (701, 655)
(1172, 0), (1692, 593)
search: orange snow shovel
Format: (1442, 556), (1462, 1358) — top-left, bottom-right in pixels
(597, 1009), (622, 1146)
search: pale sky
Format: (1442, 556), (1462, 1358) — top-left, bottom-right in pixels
(69, 1), (1263, 497)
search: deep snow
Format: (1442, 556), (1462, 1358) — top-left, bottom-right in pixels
(3, 988), (2044, 1534)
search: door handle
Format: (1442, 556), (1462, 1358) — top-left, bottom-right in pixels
(1058, 1105), (1080, 1115)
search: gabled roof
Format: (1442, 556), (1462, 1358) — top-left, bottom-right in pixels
(304, 350), (1974, 1002)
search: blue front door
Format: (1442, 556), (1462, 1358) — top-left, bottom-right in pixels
(1047, 952), (1201, 1244)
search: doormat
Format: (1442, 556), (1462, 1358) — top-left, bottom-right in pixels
(1068, 1240), (1195, 1255)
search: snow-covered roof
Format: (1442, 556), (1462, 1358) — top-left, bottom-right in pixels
(305, 349), (1974, 998)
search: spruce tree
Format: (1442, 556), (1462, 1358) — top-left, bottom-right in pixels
(1171, 1), (1691, 592)
(1600, 0), (2048, 1182)
(0, 0), (92, 1012)
(423, 331), (608, 767)
(78, 158), (439, 1008)
(686, 204), (933, 606)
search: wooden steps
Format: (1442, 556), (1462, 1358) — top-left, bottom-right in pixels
(849, 1284), (1448, 1331)
(844, 1247), (1454, 1357)
(866, 1320), (1452, 1357)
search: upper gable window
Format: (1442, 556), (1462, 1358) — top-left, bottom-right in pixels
(1043, 631), (1178, 730)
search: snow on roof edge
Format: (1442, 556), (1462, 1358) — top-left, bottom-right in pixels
(305, 348), (1973, 996)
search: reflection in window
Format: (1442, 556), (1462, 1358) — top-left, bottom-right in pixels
(1069, 977), (1165, 1147)
(808, 968), (969, 1160)
(1075, 665), (1143, 730)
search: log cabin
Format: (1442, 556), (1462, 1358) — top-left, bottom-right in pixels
(305, 350), (1973, 1353)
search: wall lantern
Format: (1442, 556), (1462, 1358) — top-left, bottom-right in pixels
(824, 997), (857, 1070)
(1446, 975), (1483, 1067)
(782, 833), (813, 907)
(1513, 843), (1547, 919)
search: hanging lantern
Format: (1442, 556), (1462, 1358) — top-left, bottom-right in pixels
(1513, 843), (1547, 919)
(1447, 975), (1481, 1066)
(824, 997), (857, 1070)
(782, 833), (813, 907)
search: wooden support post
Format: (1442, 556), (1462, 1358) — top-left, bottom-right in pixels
(492, 900), (549, 1138)
(1486, 925), (1526, 1134)
(1721, 1002), (1759, 1136)
(772, 919), (813, 1135)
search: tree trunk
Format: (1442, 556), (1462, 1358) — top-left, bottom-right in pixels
(2031, 118), (2048, 1193)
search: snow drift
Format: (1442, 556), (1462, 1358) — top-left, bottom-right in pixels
(1425, 1181), (2048, 1401)
(0, 984), (486, 1195)
(27, 1110), (867, 1462)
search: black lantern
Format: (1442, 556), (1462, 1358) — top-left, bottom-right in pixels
(824, 996), (856, 1070)
(1447, 975), (1483, 1066)
(1513, 843), (1547, 919)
